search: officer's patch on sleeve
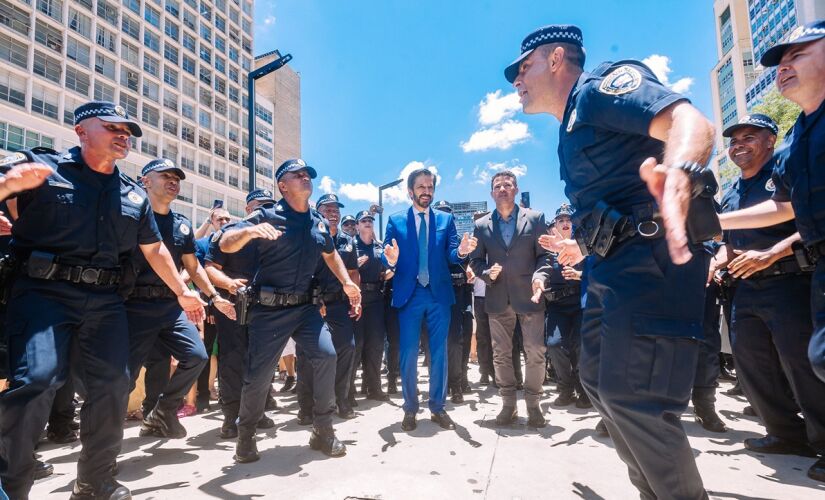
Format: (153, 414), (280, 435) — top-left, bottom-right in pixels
(211, 229), (223, 242)
(127, 191), (143, 204)
(765, 178), (776, 192)
(180, 223), (190, 235)
(317, 221), (326, 233)
(598, 66), (642, 96)
(565, 109), (577, 132)
(242, 209), (260, 221)
(0, 152), (27, 168)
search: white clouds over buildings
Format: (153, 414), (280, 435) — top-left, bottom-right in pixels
(642, 54), (694, 94)
(318, 161), (439, 206)
(461, 91), (530, 153)
(472, 160), (528, 185)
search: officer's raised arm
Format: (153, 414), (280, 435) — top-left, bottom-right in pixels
(0, 162), (54, 201)
(219, 219), (282, 253)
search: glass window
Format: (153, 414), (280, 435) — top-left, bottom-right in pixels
(215, 56), (225, 74)
(182, 55), (196, 75)
(215, 15), (225, 33)
(199, 86), (212, 106)
(68, 8), (91, 38)
(96, 25), (117, 52)
(0, 31), (29, 69)
(228, 46), (238, 63)
(144, 31), (160, 53)
(181, 101), (195, 119)
(199, 109), (211, 129)
(199, 24), (211, 42)
(228, 67), (238, 83)
(181, 124), (195, 143)
(163, 65), (179, 88)
(182, 77), (196, 98)
(97, 0), (119, 26)
(31, 84), (59, 119)
(199, 1), (211, 20)
(122, 15), (140, 40)
(198, 162), (210, 177)
(63, 96), (82, 125)
(65, 66), (90, 96)
(140, 133), (158, 156)
(215, 36), (225, 54)
(66, 37), (90, 67)
(144, 5), (161, 27)
(33, 50), (62, 84)
(199, 66), (211, 85)
(141, 103), (159, 127)
(162, 115), (178, 134)
(119, 92), (139, 117)
(142, 79), (159, 102)
(94, 80), (115, 101)
(123, 0), (140, 15)
(37, 0), (63, 22)
(182, 8), (196, 31)
(35, 19), (64, 53)
(199, 45), (211, 64)
(1, 0), (32, 36)
(95, 53), (117, 80)
(164, 43), (179, 64)
(143, 54), (160, 77)
(163, 89), (178, 110)
(121, 40), (140, 66)
(165, 0), (179, 17)
(75, 0), (93, 9)
(228, 85), (239, 104)
(183, 32), (196, 52)
(0, 72), (27, 108)
(121, 66), (140, 92)
(164, 19), (179, 40)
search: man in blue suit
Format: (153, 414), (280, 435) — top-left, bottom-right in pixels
(383, 168), (477, 431)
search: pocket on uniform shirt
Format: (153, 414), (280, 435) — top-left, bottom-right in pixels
(626, 313), (700, 400)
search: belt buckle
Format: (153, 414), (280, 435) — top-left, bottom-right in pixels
(80, 268), (101, 284)
(637, 220), (660, 238)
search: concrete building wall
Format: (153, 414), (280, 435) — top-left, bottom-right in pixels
(253, 50), (300, 169)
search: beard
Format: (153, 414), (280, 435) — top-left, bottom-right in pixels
(414, 193), (432, 208)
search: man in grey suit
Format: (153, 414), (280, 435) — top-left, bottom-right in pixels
(470, 170), (551, 427)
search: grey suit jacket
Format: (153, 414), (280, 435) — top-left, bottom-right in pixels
(469, 207), (551, 315)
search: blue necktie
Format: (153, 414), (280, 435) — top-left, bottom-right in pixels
(417, 212), (429, 286)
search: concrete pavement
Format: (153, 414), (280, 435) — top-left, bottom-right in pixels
(30, 362), (825, 499)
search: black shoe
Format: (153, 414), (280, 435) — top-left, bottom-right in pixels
(348, 395), (359, 408)
(280, 376), (295, 393)
(527, 407), (546, 428)
(309, 426), (346, 457)
(808, 456), (825, 483)
(743, 405), (757, 417)
(479, 373), (491, 385)
(265, 394), (278, 411)
(234, 436), (259, 463)
(595, 419), (609, 438)
(141, 406), (186, 439)
(553, 391), (576, 407)
(220, 420), (238, 439)
(725, 382), (743, 396)
(719, 365), (737, 381)
(516, 382), (524, 391)
(401, 412), (417, 431)
(430, 411), (456, 430)
(257, 415), (275, 429)
(744, 435), (818, 457)
(297, 411), (314, 426)
(387, 379), (398, 394)
(575, 393), (593, 409)
(495, 406), (517, 426)
(47, 427), (79, 444)
(366, 391), (390, 402)
(461, 381), (472, 394)
(70, 478), (130, 500)
(195, 399), (211, 413)
(337, 408), (356, 419)
(33, 459), (54, 480)
(450, 388), (464, 404)
(694, 403), (727, 433)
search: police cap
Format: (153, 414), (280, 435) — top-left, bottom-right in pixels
(722, 113), (779, 138)
(356, 210), (374, 222)
(433, 200), (453, 213)
(316, 193), (344, 208)
(760, 20), (825, 67)
(504, 24), (584, 83)
(555, 203), (574, 219)
(73, 100), (143, 137)
(246, 189), (276, 204)
(141, 158), (186, 179)
(275, 158), (317, 181)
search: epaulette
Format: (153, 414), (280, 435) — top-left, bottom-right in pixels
(30, 146), (58, 155)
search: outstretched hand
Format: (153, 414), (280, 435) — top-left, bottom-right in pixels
(640, 157), (692, 265)
(540, 228), (583, 266)
(383, 238), (399, 266)
(178, 290), (207, 324)
(0, 163), (53, 196)
(530, 279), (545, 304)
(212, 295), (237, 321)
(459, 232), (478, 256)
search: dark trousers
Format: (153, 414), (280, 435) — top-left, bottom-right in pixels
(196, 319), (217, 405)
(126, 299), (208, 414)
(215, 310), (247, 420)
(239, 304), (336, 435)
(398, 284), (451, 413)
(732, 273), (825, 452)
(47, 376), (76, 433)
(693, 281), (721, 404)
(810, 260), (825, 383)
(385, 299), (400, 381)
(0, 279), (130, 498)
(352, 295), (385, 395)
(297, 300), (356, 414)
(545, 297), (583, 395)
(579, 238), (707, 500)
(473, 296), (494, 378)
(448, 286), (473, 390)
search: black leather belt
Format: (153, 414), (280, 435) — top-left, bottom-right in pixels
(255, 287), (311, 307)
(360, 282), (382, 293)
(575, 201), (664, 258)
(749, 258), (808, 280)
(130, 285), (177, 300)
(544, 286), (580, 302)
(26, 262), (120, 286)
(319, 290), (348, 304)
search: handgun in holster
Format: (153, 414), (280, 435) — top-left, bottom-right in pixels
(792, 241), (816, 272)
(0, 253), (18, 305)
(236, 286), (252, 326)
(684, 166), (723, 244)
(26, 251), (58, 279)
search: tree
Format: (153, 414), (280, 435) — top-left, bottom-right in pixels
(750, 88), (801, 143)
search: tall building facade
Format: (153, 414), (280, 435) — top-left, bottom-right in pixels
(0, 0), (299, 225)
(451, 200), (487, 235)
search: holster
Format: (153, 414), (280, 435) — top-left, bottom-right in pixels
(683, 165), (722, 244)
(0, 253), (18, 305)
(793, 240), (816, 272)
(236, 286), (251, 326)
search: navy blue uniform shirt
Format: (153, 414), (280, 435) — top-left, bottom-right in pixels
(558, 60), (687, 219)
(194, 236), (210, 266)
(546, 253), (583, 289)
(314, 232), (357, 294)
(355, 235), (386, 284)
(4, 146), (161, 267)
(721, 158), (797, 251)
(133, 211), (195, 286)
(205, 220), (258, 282)
(244, 201), (334, 293)
(772, 98), (825, 245)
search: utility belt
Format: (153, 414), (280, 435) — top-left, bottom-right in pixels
(255, 286), (312, 308)
(23, 251), (120, 286)
(544, 285), (580, 303)
(750, 257), (809, 280)
(130, 285), (177, 300)
(796, 240), (825, 272)
(450, 273), (467, 288)
(360, 282), (383, 293)
(575, 202), (665, 258)
(318, 289), (348, 305)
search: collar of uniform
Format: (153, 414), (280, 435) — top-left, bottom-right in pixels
(58, 146), (84, 167)
(797, 96), (825, 134)
(562, 71), (590, 129)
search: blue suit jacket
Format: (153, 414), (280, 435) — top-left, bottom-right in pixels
(383, 207), (464, 308)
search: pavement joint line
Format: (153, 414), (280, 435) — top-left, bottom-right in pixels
(483, 416), (498, 500)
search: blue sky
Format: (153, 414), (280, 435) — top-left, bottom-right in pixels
(254, 0), (718, 228)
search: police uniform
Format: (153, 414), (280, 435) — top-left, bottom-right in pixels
(351, 210), (389, 399)
(506, 26), (709, 498)
(721, 114), (825, 456)
(233, 159), (342, 461)
(383, 276), (401, 393)
(126, 159), (208, 437)
(0, 101), (159, 499)
(543, 204), (586, 407)
(296, 193), (358, 419)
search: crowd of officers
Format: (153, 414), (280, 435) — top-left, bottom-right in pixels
(0, 17), (823, 500)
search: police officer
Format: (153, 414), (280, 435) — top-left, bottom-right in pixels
(126, 158), (235, 439)
(351, 209), (390, 402)
(383, 276), (401, 394)
(219, 159), (360, 461)
(715, 110), (825, 479)
(0, 100), (204, 499)
(509, 26), (716, 498)
(543, 203), (588, 409)
(296, 193), (360, 423)
(433, 200), (474, 403)
(340, 215), (357, 238)
(204, 189), (280, 438)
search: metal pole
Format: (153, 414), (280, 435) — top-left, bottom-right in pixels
(247, 76), (256, 190)
(377, 178), (403, 240)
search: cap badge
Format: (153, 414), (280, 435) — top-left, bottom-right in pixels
(599, 66), (642, 96)
(114, 105), (127, 117)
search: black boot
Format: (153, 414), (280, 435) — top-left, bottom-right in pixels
(694, 400), (727, 433)
(141, 405), (186, 438)
(309, 426), (346, 457)
(265, 393), (278, 411)
(479, 373), (491, 385)
(450, 386), (464, 404)
(575, 391), (593, 409)
(280, 376), (295, 393)
(220, 419), (238, 439)
(47, 425), (79, 444)
(553, 390), (576, 407)
(234, 435), (260, 463)
(387, 378), (398, 394)
(70, 478), (131, 500)
(33, 457), (54, 480)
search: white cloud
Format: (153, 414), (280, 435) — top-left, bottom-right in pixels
(333, 161), (439, 206)
(473, 160), (528, 185)
(338, 181), (379, 202)
(454, 168), (464, 181)
(460, 120), (530, 153)
(642, 54), (694, 94)
(318, 175), (336, 194)
(478, 90), (521, 126)
(263, 15), (276, 25)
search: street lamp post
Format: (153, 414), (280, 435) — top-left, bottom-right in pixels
(247, 52), (292, 190)
(378, 178), (403, 240)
